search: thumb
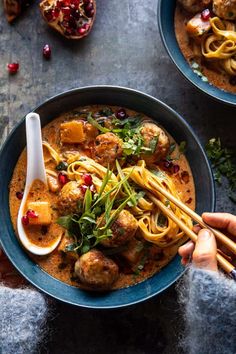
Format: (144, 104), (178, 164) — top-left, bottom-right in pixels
(192, 229), (218, 271)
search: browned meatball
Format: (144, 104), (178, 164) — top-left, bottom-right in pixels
(57, 181), (84, 215)
(213, 0), (236, 19)
(98, 210), (138, 248)
(74, 249), (119, 289)
(178, 0), (212, 13)
(92, 132), (123, 167)
(140, 122), (170, 164)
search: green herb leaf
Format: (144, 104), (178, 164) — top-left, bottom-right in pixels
(179, 141), (186, 154)
(87, 113), (110, 133)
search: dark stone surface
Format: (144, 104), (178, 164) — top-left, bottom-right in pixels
(0, 0), (236, 353)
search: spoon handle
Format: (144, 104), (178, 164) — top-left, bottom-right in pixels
(25, 113), (47, 185)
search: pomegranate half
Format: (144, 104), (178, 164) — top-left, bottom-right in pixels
(39, 0), (96, 39)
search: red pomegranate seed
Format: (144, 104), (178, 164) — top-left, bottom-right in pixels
(80, 185), (88, 194)
(86, 8), (94, 17)
(201, 9), (211, 21)
(78, 27), (86, 35)
(52, 7), (60, 18)
(26, 209), (38, 218)
(116, 108), (127, 119)
(44, 9), (54, 22)
(43, 44), (51, 59)
(173, 164), (180, 173)
(22, 215), (29, 226)
(16, 191), (23, 200)
(61, 6), (70, 15)
(58, 172), (68, 185)
(163, 160), (173, 169)
(84, 0), (91, 4)
(7, 63), (19, 74)
(83, 23), (90, 31)
(83, 173), (93, 186)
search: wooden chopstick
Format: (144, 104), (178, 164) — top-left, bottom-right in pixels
(149, 179), (236, 255)
(147, 193), (236, 279)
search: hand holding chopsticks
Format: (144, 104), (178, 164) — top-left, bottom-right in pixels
(146, 180), (236, 280)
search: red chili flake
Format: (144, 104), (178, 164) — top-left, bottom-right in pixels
(22, 215), (29, 226)
(7, 63), (19, 74)
(185, 197), (192, 204)
(26, 209), (38, 218)
(58, 172), (68, 186)
(201, 8), (211, 21)
(181, 171), (190, 184)
(16, 191), (23, 200)
(83, 173), (93, 186)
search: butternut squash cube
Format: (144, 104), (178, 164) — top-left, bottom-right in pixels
(27, 201), (52, 225)
(60, 120), (85, 144)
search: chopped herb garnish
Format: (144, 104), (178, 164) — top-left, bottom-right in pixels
(179, 141), (186, 154)
(87, 113), (110, 133)
(56, 161), (68, 171)
(206, 138), (236, 203)
(99, 107), (113, 116)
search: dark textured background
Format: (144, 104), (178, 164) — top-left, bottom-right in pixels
(0, 0), (236, 353)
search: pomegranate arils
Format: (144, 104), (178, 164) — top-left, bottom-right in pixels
(83, 173), (93, 186)
(90, 184), (96, 193)
(116, 108), (127, 119)
(85, 2), (93, 11)
(201, 8), (211, 21)
(58, 172), (68, 185)
(16, 191), (23, 200)
(80, 185), (88, 194)
(22, 215), (29, 226)
(44, 9), (54, 21)
(61, 6), (71, 15)
(163, 160), (173, 169)
(78, 27), (86, 35)
(26, 209), (38, 218)
(43, 44), (51, 59)
(52, 7), (60, 18)
(71, 8), (81, 20)
(7, 63), (19, 74)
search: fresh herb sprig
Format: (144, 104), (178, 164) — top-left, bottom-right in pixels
(206, 138), (236, 203)
(57, 163), (137, 254)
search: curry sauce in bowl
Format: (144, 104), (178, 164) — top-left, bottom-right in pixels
(0, 86), (215, 307)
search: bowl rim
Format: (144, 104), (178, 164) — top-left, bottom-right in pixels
(157, 0), (236, 107)
(0, 85), (216, 308)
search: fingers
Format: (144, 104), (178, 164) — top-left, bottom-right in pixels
(203, 213), (236, 236)
(192, 229), (218, 271)
(179, 241), (195, 265)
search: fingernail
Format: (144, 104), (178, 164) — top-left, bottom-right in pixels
(198, 229), (212, 241)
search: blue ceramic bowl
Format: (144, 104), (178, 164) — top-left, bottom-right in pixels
(0, 86), (215, 308)
(158, 0), (236, 106)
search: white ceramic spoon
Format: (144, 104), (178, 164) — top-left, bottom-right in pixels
(17, 112), (62, 255)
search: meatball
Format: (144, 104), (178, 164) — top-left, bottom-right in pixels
(213, 0), (236, 19)
(92, 132), (123, 167)
(98, 210), (138, 248)
(74, 249), (119, 289)
(57, 181), (84, 215)
(178, 0), (212, 13)
(140, 122), (170, 164)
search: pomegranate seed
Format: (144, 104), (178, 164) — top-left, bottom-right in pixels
(26, 209), (38, 218)
(116, 108), (127, 119)
(85, 2), (93, 11)
(58, 172), (68, 185)
(80, 185), (88, 194)
(7, 63), (19, 74)
(78, 27), (86, 35)
(83, 173), (92, 186)
(52, 7), (60, 18)
(71, 8), (81, 19)
(86, 8), (94, 17)
(71, 0), (80, 6)
(22, 215), (29, 226)
(84, 0), (91, 4)
(61, 6), (71, 15)
(43, 44), (51, 59)
(44, 9), (54, 21)
(56, 0), (64, 8)
(173, 164), (180, 173)
(201, 9), (211, 21)
(16, 191), (23, 200)
(83, 23), (90, 31)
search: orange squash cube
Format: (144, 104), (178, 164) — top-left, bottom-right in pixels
(27, 201), (52, 225)
(60, 120), (85, 144)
